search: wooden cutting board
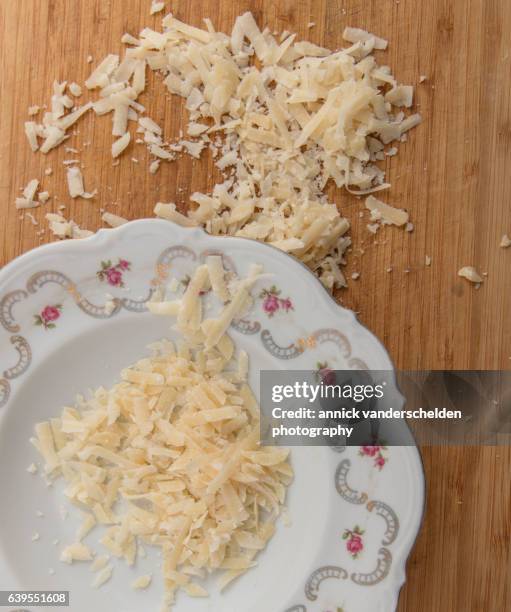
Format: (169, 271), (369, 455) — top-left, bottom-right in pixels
(1, 1), (510, 609)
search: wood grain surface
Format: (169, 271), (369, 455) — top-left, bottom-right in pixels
(1, 1), (510, 610)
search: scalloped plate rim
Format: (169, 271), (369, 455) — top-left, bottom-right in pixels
(0, 219), (426, 612)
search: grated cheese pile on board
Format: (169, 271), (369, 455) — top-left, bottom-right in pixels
(22, 13), (421, 290)
(32, 258), (292, 610)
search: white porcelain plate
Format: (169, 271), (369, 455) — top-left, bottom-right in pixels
(0, 220), (424, 612)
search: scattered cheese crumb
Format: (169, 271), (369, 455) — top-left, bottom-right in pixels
(69, 82), (83, 97)
(342, 26), (388, 50)
(16, 198), (39, 210)
(150, 1), (165, 15)
(102, 211), (128, 227)
(92, 565), (113, 588)
(458, 266), (483, 284)
(425, 255), (431, 266)
(154, 202), (198, 227)
(25, 212), (38, 226)
(27, 463), (38, 474)
(112, 132), (131, 157)
(149, 160), (160, 174)
(132, 575), (152, 590)
(46, 212), (93, 240)
(90, 555), (110, 572)
(24, 121), (39, 151)
(28, 105), (40, 116)
(500, 234), (511, 248)
(351, 272), (360, 280)
(61, 542), (93, 563)
(419, 75), (427, 83)
(365, 195), (409, 226)
(32, 532), (40, 542)
(23, 178), (39, 201)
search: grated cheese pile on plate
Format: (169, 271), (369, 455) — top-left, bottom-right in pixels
(23, 13), (421, 290)
(32, 257), (292, 610)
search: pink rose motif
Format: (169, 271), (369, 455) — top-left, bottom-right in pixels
(259, 286), (293, 318)
(375, 454), (387, 469)
(314, 362), (336, 385)
(342, 525), (364, 558)
(319, 367), (335, 385)
(360, 441), (388, 469)
(263, 294), (280, 315)
(41, 306), (60, 322)
(34, 304), (62, 330)
(97, 258), (131, 288)
(106, 268), (123, 286)
(360, 444), (380, 457)
(347, 534), (363, 555)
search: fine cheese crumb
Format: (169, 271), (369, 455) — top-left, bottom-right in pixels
(60, 542), (93, 563)
(500, 234), (511, 248)
(23, 178), (39, 201)
(112, 132), (131, 158)
(132, 575), (152, 590)
(154, 202), (198, 227)
(458, 266), (483, 284)
(46, 212), (93, 240)
(16, 198), (39, 210)
(150, 1), (165, 15)
(25, 212), (39, 226)
(102, 211), (129, 227)
(365, 195), (409, 226)
(69, 82), (83, 97)
(92, 565), (113, 589)
(425, 255), (431, 266)
(27, 463), (38, 474)
(342, 26), (388, 50)
(66, 167), (97, 200)
(90, 555), (110, 572)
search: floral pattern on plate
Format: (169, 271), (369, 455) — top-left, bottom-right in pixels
(259, 285), (294, 317)
(34, 304), (62, 330)
(359, 443), (388, 470)
(342, 525), (365, 558)
(96, 258), (131, 287)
